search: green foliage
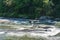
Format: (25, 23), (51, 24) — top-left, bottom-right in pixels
(0, 0), (60, 18)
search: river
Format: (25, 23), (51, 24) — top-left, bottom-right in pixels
(0, 18), (60, 40)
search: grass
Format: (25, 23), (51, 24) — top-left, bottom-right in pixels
(4, 36), (47, 40)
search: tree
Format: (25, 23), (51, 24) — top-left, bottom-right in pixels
(0, 0), (60, 18)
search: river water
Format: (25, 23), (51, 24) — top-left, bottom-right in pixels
(0, 28), (59, 40)
(0, 18), (60, 40)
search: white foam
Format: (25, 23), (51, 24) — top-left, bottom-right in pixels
(6, 32), (26, 37)
(0, 32), (5, 34)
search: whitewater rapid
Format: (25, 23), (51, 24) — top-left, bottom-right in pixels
(0, 28), (60, 37)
